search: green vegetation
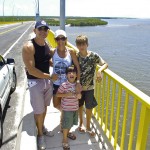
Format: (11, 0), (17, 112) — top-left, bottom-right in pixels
(45, 17), (108, 26)
(0, 16), (108, 26)
(67, 18), (108, 26)
(0, 16), (34, 25)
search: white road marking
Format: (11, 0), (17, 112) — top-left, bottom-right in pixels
(3, 23), (34, 58)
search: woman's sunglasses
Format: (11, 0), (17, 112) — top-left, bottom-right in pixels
(55, 37), (66, 41)
(38, 27), (48, 32)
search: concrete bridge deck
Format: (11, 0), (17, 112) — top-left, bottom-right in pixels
(17, 89), (113, 150)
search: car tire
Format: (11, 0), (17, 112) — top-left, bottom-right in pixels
(0, 112), (3, 148)
(10, 71), (17, 93)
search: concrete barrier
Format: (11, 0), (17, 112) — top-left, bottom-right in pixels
(16, 88), (37, 150)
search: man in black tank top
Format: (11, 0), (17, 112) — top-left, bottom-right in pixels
(22, 20), (58, 150)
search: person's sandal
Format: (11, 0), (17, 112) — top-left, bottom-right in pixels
(62, 142), (70, 150)
(86, 130), (96, 138)
(43, 126), (54, 137)
(78, 127), (85, 134)
(67, 133), (76, 140)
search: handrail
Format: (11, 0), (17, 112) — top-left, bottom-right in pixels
(94, 66), (150, 150)
(105, 69), (150, 108)
(104, 69), (150, 108)
(46, 29), (150, 150)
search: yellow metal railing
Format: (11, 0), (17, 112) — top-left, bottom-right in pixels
(94, 66), (150, 150)
(46, 30), (150, 150)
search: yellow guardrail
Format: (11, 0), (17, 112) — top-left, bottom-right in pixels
(46, 29), (150, 150)
(94, 66), (150, 150)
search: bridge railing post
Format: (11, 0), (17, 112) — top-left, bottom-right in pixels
(135, 105), (150, 150)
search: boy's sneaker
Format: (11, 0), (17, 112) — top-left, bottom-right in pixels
(43, 126), (54, 137)
(37, 135), (46, 150)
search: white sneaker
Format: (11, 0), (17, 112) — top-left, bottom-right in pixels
(43, 126), (54, 137)
(37, 135), (46, 150)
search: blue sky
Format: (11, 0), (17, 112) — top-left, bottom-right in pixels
(0, 0), (150, 18)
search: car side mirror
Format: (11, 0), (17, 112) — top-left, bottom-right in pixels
(6, 58), (15, 64)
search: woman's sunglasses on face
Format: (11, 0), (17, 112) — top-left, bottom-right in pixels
(55, 37), (66, 41)
(37, 27), (48, 32)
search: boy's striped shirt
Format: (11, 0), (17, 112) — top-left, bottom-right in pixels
(58, 80), (79, 111)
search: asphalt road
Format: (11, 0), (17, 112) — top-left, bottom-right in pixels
(0, 21), (34, 150)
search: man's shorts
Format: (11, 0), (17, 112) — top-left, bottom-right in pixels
(53, 84), (59, 95)
(28, 79), (53, 114)
(62, 110), (78, 129)
(79, 89), (98, 109)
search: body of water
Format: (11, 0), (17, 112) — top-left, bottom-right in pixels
(51, 18), (150, 96)
(50, 19), (150, 149)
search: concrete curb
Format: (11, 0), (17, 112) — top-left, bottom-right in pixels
(15, 32), (37, 150)
(16, 86), (37, 150)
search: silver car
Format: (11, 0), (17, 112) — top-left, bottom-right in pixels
(0, 54), (17, 147)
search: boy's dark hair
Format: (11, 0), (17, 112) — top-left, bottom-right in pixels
(66, 65), (77, 74)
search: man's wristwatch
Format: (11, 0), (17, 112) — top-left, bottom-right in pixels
(77, 80), (80, 83)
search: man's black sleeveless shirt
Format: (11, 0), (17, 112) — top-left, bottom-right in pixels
(26, 39), (51, 79)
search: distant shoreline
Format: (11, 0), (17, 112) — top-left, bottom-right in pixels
(0, 16), (148, 26)
(46, 17), (108, 26)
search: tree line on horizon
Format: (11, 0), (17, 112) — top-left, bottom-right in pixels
(46, 18), (108, 26)
(0, 16), (108, 26)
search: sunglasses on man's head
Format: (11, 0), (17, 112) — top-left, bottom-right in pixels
(37, 27), (48, 32)
(55, 37), (66, 41)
